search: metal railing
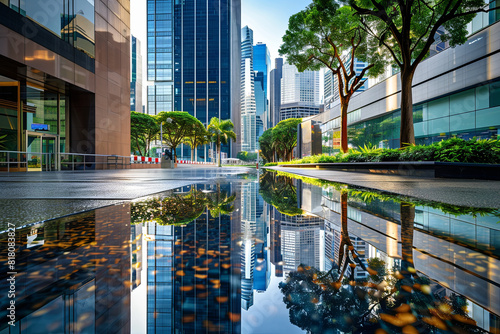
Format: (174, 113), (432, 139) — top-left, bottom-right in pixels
(0, 151), (132, 172)
(60, 153), (131, 171)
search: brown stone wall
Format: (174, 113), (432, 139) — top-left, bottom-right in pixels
(95, 0), (131, 156)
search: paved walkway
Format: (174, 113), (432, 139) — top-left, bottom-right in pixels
(267, 166), (500, 209)
(0, 166), (253, 227)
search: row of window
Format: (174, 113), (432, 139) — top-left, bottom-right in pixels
(2, 0), (95, 57)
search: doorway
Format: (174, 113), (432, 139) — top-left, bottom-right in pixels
(25, 131), (60, 171)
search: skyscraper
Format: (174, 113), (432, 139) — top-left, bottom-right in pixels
(148, 0), (242, 159)
(147, 0), (175, 116)
(280, 63), (321, 121)
(241, 26), (257, 152)
(253, 43), (271, 132)
(131, 36), (143, 113)
(270, 58), (284, 127)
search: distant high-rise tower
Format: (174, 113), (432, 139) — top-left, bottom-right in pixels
(241, 26), (257, 152)
(253, 43), (271, 133)
(280, 64), (321, 121)
(270, 58), (283, 126)
(131, 36), (143, 113)
(148, 0), (242, 158)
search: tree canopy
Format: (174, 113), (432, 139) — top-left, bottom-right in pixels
(183, 118), (209, 161)
(157, 111), (200, 161)
(130, 111), (159, 156)
(347, 0), (499, 146)
(280, 2), (386, 152)
(272, 118), (302, 161)
(258, 129), (274, 163)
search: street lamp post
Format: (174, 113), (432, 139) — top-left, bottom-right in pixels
(160, 117), (173, 158)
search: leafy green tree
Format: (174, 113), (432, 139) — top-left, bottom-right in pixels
(237, 151), (258, 161)
(183, 120), (209, 161)
(280, 2), (385, 153)
(258, 129), (274, 163)
(157, 111), (199, 162)
(130, 111), (159, 156)
(207, 117), (237, 167)
(272, 118), (302, 161)
(347, 0), (499, 146)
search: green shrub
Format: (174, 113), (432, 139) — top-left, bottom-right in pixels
(271, 138), (500, 165)
(264, 162), (278, 167)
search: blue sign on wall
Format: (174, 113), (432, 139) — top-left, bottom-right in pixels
(31, 124), (50, 131)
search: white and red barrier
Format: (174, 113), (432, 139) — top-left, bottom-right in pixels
(131, 155), (215, 165)
(131, 155), (160, 164)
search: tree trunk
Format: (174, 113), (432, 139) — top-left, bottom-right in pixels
(400, 202), (415, 268)
(191, 146), (194, 161)
(173, 146), (177, 163)
(400, 69), (415, 147)
(340, 101), (349, 153)
(217, 143), (221, 167)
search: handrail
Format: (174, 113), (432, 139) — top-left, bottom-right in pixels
(0, 151), (132, 172)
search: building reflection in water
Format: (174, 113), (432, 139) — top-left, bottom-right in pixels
(285, 176), (500, 333)
(0, 204), (132, 334)
(132, 183), (241, 334)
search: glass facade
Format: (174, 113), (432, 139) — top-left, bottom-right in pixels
(0, 0), (95, 58)
(172, 0), (235, 160)
(147, 0), (174, 115)
(320, 80), (500, 154)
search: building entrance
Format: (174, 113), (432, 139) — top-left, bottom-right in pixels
(25, 131), (60, 171)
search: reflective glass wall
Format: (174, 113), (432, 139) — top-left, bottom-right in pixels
(319, 79), (500, 152)
(0, 0), (95, 58)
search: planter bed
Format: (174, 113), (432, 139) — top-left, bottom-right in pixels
(275, 161), (500, 180)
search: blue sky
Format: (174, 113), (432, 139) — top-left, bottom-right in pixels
(241, 0), (311, 61)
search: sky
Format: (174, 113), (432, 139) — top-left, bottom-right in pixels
(241, 0), (311, 61)
(130, 0), (313, 105)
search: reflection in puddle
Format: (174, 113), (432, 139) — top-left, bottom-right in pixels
(1, 172), (499, 333)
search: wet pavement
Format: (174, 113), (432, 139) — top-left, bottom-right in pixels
(0, 167), (252, 228)
(268, 166), (500, 208)
(0, 167), (499, 333)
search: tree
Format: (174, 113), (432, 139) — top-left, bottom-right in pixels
(347, 0), (499, 146)
(258, 129), (274, 163)
(272, 118), (302, 161)
(130, 111), (159, 156)
(157, 111), (199, 162)
(236, 151), (258, 162)
(183, 120), (209, 161)
(280, 2), (385, 153)
(207, 117), (237, 167)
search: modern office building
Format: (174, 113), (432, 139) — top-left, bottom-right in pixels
(147, 0), (241, 159)
(0, 0), (131, 171)
(253, 42), (271, 131)
(240, 25), (257, 152)
(269, 58), (283, 127)
(254, 71), (265, 138)
(300, 15), (500, 154)
(280, 63), (321, 122)
(131, 35), (143, 113)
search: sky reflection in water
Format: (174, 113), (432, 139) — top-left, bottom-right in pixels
(0, 171), (499, 333)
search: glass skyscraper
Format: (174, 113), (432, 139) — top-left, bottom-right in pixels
(253, 43), (271, 132)
(148, 0), (241, 159)
(240, 26), (257, 152)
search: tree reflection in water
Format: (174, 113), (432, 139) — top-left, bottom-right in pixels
(259, 171), (304, 216)
(279, 193), (487, 334)
(131, 184), (236, 226)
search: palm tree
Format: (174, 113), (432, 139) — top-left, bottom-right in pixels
(207, 117), (237, 167)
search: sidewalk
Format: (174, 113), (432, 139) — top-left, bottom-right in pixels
(267, 166), (500, 208)
(0, 166), (253, 227)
